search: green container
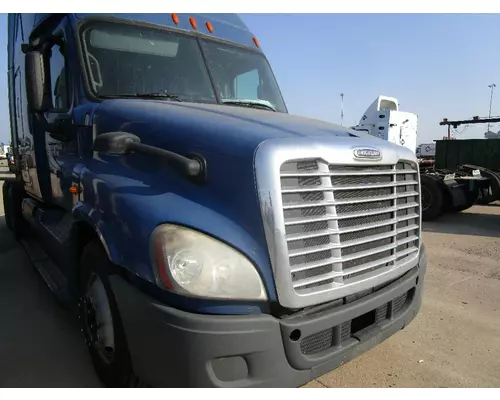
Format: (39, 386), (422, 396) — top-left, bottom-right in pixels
(435, 139), (500, 171)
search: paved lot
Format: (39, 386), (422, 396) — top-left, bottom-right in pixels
(1, 161), (500, 388)
(0, 161), (101, 387)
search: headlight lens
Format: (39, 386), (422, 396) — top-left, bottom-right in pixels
(151, 224), (267, 300)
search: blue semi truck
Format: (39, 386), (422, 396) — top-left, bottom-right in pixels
(4, 13), (427, 387)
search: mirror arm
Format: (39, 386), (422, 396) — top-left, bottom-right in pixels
(127, 142), (202, 178)
(93, 132), (206, 183)
(21, 43), (34, 54)
(33, 113), (52, 131)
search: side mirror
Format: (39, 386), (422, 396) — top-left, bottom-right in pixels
(25, 50), (51, 113)
(93, 132), (205, 182)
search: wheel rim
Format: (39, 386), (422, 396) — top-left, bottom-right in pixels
(421, 185), (433, 212)
(79, 273), (115, 364)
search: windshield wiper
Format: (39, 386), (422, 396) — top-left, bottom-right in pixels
(222, 99), (276, 112)
(103, 92), (183, 102)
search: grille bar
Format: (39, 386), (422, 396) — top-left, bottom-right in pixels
(281, 180), (418, 193)
(285, 209), (417, 232)
(396, 224), (419, 234)
(293, 274), (343, 289)
(283, 193), (419, 210)
(397, 213), (419, 223)
(279, 160), (420, 298)
(287, 218), (397, 241)
(396, 235), (419, 246)
(290, 241), (397, 273)
(396, 246), (419, 257)
(288, 230), (396, 256)
(290, 257), (341, 273)
(285, 209), (397, 226)
(286, 219), (418, 242)
(281, 169), (420, 177)
(293, 254), (398, 288)
(397, 202), (420, 210)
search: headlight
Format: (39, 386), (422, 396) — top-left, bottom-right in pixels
(151, 224), (267, 300)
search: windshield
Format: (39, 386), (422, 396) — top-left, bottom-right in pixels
(200, 39), (286, 112)
(79, 21), (287, 112)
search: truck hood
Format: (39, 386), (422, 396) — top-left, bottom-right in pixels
(88, 99), (389, 301)
(93, 99), (372, 160)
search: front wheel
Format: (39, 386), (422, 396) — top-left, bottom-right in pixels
(78, 240), (142, 387)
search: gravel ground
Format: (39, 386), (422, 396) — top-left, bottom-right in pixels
(1, 164), (500, 387)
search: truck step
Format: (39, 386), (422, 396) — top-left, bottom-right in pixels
(40, 212), (73, 244)
(20, 235), (71, 305)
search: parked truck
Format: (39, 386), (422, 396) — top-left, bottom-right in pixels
(0, 142), (10, 159)
(417, 143), (436, 158)
(352, 96), (492, 221)
(3, 13), (427, 388)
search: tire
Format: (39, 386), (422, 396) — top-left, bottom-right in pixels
(475, 170), (500, 205)
(420, 175), (443, 221)
(2, 180), (14, 231)
(450, 203), (473, 213)
(78, 240), (142, 387)
(2, 179), (27, 237)
(450, 187), (479, 213)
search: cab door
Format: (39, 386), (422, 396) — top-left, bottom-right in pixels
(45, 26), (75, 206)
(13, 15), (39, 195)
(29, 16), (79, 209)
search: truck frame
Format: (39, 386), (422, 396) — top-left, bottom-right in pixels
(417, 118), (500, 221)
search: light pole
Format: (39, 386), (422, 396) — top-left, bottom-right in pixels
(487, 83), (496, 133)
(340, 93), (344, 126)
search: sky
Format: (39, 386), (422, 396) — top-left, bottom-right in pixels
(1, 13), (500, 144)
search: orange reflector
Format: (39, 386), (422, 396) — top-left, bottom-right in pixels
(189, 17), (197, 30)
(171, 13), (179, 25)
(205, 21), (214, 33)
(252, 36), (260, 48)
(69, 185), (80, 195)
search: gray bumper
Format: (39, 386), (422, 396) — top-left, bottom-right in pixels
(110, 247), (427, 388)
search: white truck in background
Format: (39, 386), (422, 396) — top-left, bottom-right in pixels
(417, 143), (436, 158)
(350, 96), (437, 160)
(0, 143), (10, 160)
(351, 95), (418, 155)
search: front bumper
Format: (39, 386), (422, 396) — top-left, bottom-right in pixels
(110, 247), (427, 388)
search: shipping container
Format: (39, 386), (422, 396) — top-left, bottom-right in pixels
(435, 139), (500, 171)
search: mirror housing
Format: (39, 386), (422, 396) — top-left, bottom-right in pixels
(93, 131), (141, 155)
(25, 50), (51, 113)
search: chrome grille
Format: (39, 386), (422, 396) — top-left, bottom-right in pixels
(280, 160), (420, 297)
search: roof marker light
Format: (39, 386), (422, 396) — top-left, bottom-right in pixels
(252, 36), (260, 48)
(205, 21), (214, 33)
(171, 13), (179, 25)
(189, 17), (197, 30)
